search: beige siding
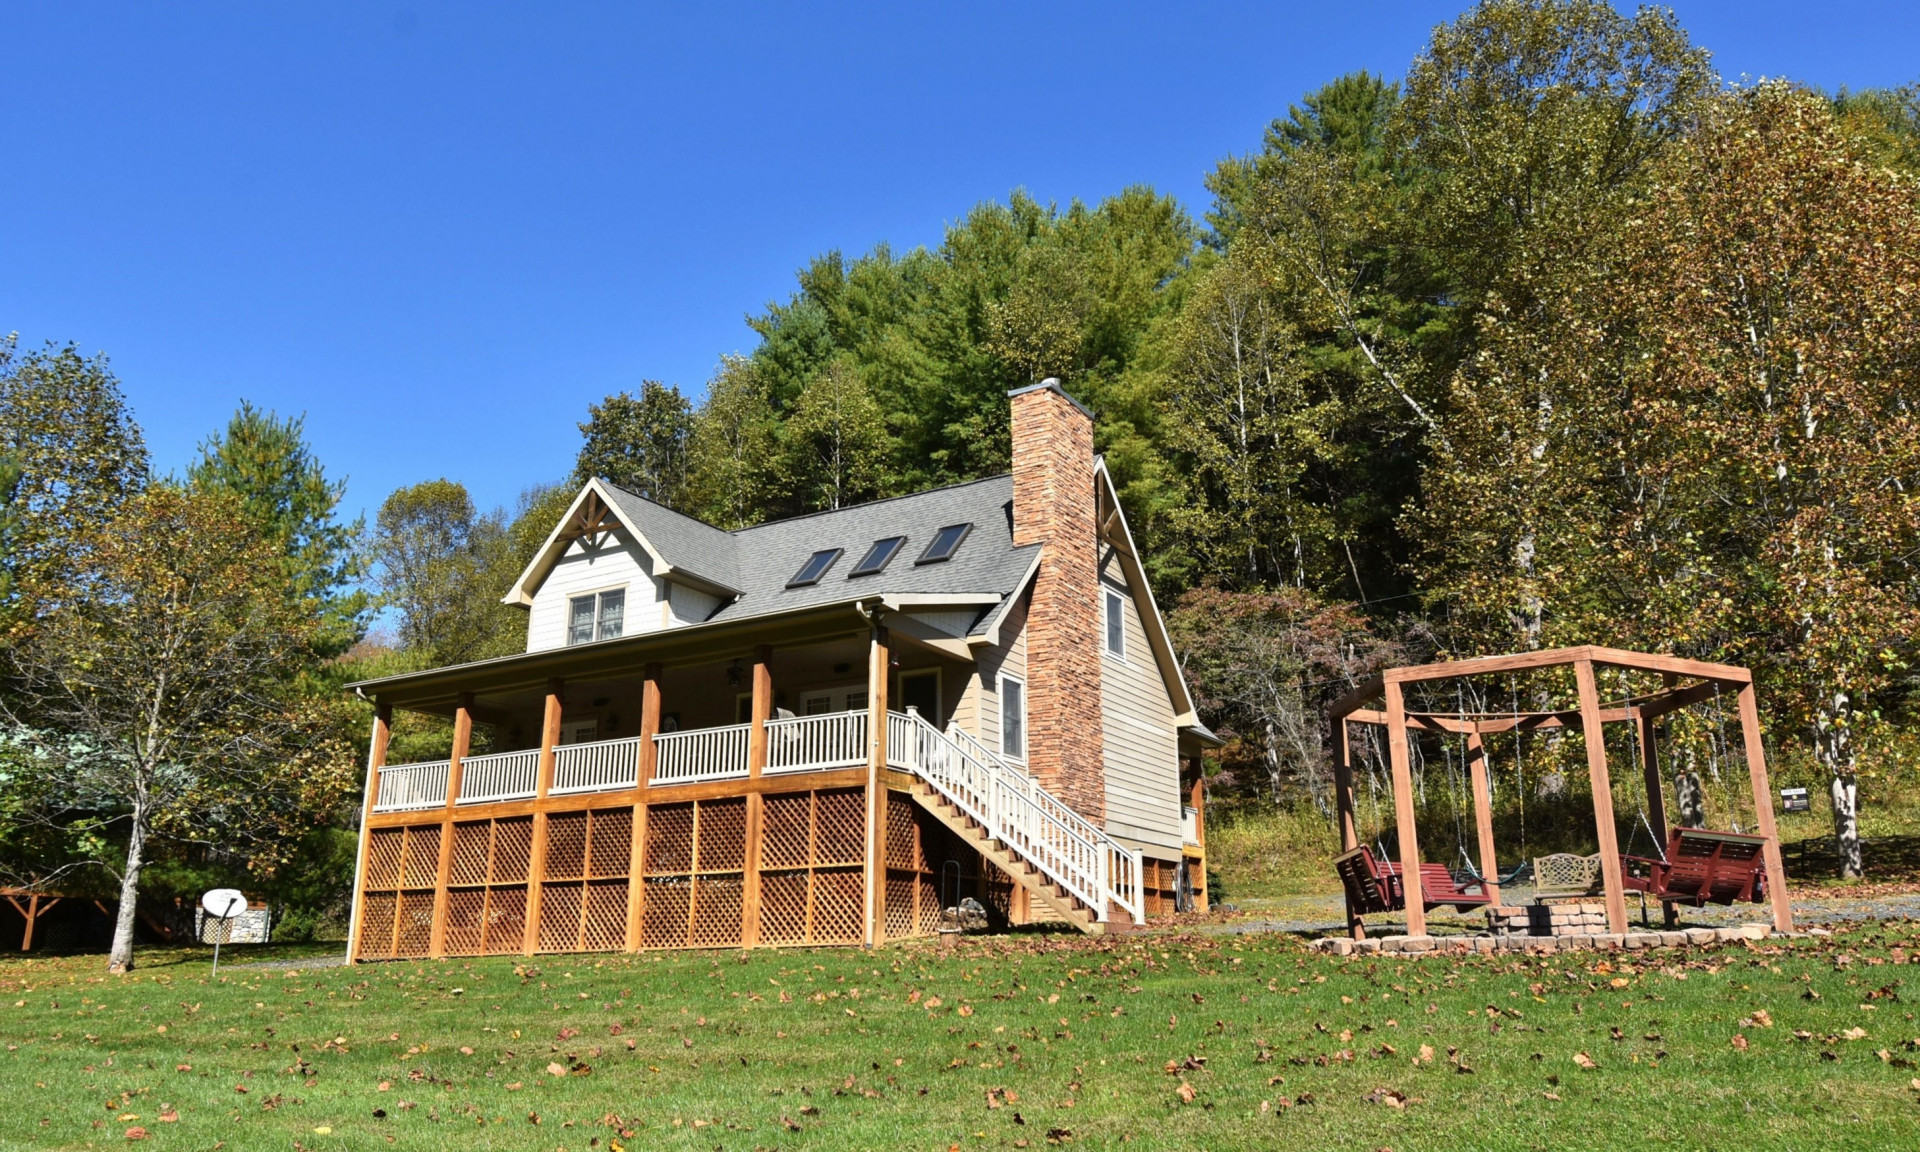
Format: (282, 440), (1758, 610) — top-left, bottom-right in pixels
(1098, 548), (1182, 851)
(954, 590), (1028, 759)
(668, 581), (723, 625)
(525, 530), (663, 652)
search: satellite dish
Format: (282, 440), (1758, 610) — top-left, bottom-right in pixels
(201, 888), (246, 919)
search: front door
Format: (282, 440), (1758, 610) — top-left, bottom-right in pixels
(563, 719), (598, 745)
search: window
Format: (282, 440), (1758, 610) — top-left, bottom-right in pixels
(915, 522), (972, 564)
(999, 675), (1025, 760)
(788, 547), (843, 587)
(1104, 589), (1125, 658)
(850, 535), (906, 577)
(567, 588), (626, 645)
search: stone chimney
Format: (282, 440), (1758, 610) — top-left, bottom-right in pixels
(1009, 379), (1104, 821)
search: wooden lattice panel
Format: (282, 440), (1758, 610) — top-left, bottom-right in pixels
(444, 888), (485, 954)
(537, 883), (583, 951)
(583, 881), (628, 951)
(483, 887), (527, 954)
(394, 890), (436, 956)
(695, 799), (747, 872)
(883, 871), (916, 941)
(690, 876), (744, 948)
(646, 804), (695, 874)
(915, 873), (942, 935)
(587, 808), (633, 878)
(492, 817), (533, 883)
(365, 829), (405, 890)
(810, 867), (865, 944)
(400, 826), (441, 888)
(758, 870), (809, 945)
(357, 892), (396, 958)
(761, 794), (812, 869)
(641, 878), (692, 949)
(450, 822), (491, 885)
(545, 812), (588, 881)
(813, 789), (865, 865)
(885, 794), (920, 870)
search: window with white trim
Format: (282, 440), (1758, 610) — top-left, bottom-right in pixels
(567, 588), (626, 645)
(999, 675), (1026, 760)
(1104, 588), (1125, 658)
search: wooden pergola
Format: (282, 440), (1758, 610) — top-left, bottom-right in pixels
(1329, 645), (1793, 938)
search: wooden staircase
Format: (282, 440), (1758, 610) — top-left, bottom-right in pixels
(905, 780), (1107, 934)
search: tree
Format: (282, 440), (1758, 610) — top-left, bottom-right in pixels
(368, 480), (522, 665)
(1168, 587), (1398, 808)
(2, 484), (352, 972)
(0, 337), (149, 624)
(574, 381), (693, 508)
(780, 359), (889, 511)
(684, 356), (782, 529)
(0, 450), (19, 604)
(188, 401), (368, 657)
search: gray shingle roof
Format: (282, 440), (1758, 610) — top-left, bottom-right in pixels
(599, 475), (1039, 625)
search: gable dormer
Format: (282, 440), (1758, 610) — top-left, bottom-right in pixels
(502, 480), (740, 653)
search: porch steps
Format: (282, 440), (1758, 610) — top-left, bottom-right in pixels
(904, 781), (1105, 935)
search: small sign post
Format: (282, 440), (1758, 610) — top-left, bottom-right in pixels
(201, 889), (245, 976)
(1781, 787), (1811, 813)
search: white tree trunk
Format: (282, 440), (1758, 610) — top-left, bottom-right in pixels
(1674, 768), (1706, 829)
(1829, 773), (1862, 879)
(106, 813), (147, 974)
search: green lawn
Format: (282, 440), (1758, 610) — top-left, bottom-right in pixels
(4, 926), (1918, 1151)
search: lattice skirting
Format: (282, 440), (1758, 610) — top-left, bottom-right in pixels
(355, 786), (998, 960)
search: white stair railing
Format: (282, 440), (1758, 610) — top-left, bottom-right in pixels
(456, 749), (540, 804)
(889, 709), (1143, 924)
(373, 760), (450, 812)
(553, 736), (642, 795)
(652, 723), (751, 785)
(766, 710), (868, 773)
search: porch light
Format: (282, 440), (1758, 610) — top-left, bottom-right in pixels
(727, 660), (743, 688)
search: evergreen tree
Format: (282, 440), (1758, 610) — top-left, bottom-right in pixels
(575, 381), (694, 507)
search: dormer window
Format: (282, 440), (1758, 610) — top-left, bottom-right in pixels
(850, 536), (906, 577)
(916, 522), (972, 565)
(788, 548), (843, 587)
(568, 588), (626, 645)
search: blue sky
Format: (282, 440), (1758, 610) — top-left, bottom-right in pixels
(4, 2), (1915, 526)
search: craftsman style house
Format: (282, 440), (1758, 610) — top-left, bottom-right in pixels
(346, 381), (1216, 961)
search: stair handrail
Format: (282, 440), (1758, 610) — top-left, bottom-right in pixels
(942, 717), (1145, 925)
(899, 709), (1115, 919)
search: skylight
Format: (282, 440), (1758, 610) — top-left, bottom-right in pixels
(916, 523), (972, 565)
(788, 548), (843, 587)
(850, 536), (906, 577)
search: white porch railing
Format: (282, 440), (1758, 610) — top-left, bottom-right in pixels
(653, 722), (751, 785)
(456, 749), (540, 805)
(887, 709), (1143, 924)
(373, 760), (450, 812)
(553, 736), (642, 795)
(765, 710), (868, 774)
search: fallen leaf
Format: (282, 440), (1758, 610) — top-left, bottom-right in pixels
(546, 1062), (567, 1077)
(1176, 1082), (1195, 1103)
(1573, 1053), (1598, 1070)
(124, 1128), (148, 1141)
(1364, 1087), (1407, 1109)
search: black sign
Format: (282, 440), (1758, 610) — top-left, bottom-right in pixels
(1781, 787), (1811, 813)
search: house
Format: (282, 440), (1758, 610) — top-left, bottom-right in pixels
(345, 381), (1217, 961)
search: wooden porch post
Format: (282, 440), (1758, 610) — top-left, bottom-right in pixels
(1573, 660), (1631, 934)
(742, 646), (773, 947)
(1735, 680), (1794, 933)
(1637, 701), (1677, 928)
(347, 701), (392, 963)
(1382, 680), (1425, 937)
(522, 678), (563, 955)
(1465, 726), (1502, 905)
(864, 621), (890, 946)
(429, 692), (474, 958)
(1332, 716), (1364, 940)
(1188, 764), (1209, 913)
(625, 663), (661, 952)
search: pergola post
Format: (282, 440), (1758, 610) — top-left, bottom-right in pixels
(1465, 726), (1502, 905)
(1736, 681), (1795, 933)
(1636, 703), (1677, 928)
(347, 701), (392, 963)
(1574, 660), (1631, 934)
(522, 677), (564, 956)
(742, 645), (773, 947)
(429, 692), (474, 958)
(1382, 679), (1425, 937)
(864, 622), (891, 946)
(1331, 717), (1365, 940)
(625, 663), (661, 952)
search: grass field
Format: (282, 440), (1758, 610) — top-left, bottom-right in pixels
(5, 923), (1920, 1151)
